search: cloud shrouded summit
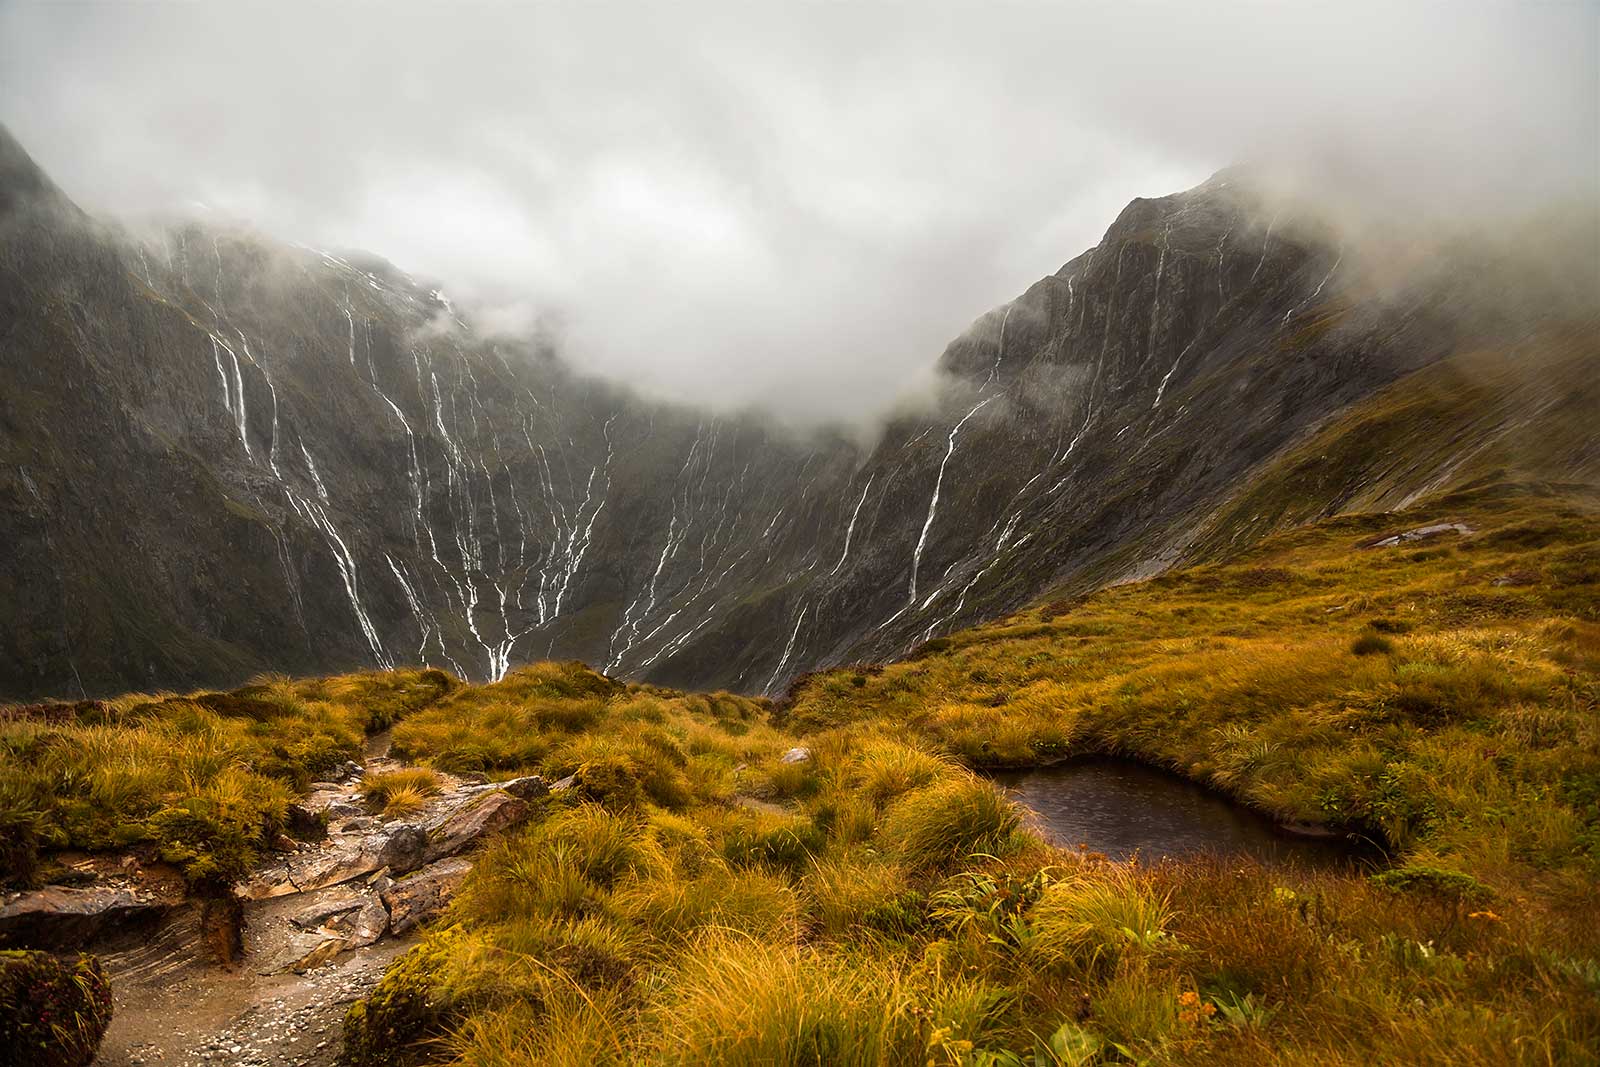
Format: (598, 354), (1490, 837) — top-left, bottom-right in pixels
(1, 2), (1593, 422)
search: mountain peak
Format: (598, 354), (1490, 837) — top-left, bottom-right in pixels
(0, 120), (71, 217)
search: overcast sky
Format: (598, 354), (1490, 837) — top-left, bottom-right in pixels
(2, 2), (1594, 422)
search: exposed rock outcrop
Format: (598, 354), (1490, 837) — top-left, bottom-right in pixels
(238, 761), (554, 975)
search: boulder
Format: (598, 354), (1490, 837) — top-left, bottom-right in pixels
(381, 858), (472, 935)
(348, 896), (390, 948)
(291, 937), (348, 973)
(780, 746), (812, 764)
(288, 893), (367, 931)
(421, 790), (529, 865)
(377, 825), (431, 874)
(495, 774), (548, 800)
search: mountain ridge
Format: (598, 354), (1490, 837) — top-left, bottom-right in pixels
(1, 122), (1594, 700)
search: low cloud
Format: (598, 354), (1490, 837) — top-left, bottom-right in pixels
(2, 2), (1592, 424)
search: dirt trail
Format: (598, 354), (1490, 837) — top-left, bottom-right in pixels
(94, 733), (440, 1067)
(94, 914), (410, 1067)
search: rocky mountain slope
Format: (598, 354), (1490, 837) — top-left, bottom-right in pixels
(2, 123), (1594, 700)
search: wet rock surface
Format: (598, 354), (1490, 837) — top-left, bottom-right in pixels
(1368, 522), (1475, 548)
(85, 738), (552, 1066)
(381, 858), (472, 937)
(0, 885), (174, 950)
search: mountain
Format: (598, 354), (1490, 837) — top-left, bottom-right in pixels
(1, 123), (1595, 700)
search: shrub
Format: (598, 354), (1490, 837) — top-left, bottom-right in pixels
(930, 866), (1057, 950)
(805, 854), (918, 938)
(380, 785), (432, 818)
(572, 755), (648, 810)
(848, 739), (950, 808)
(1370, 865), (1496, 943)
(146, 769), (290, 894)
(446, 992), (627, 1067)
(812, 790), (878, 846)
(0, 951), (112, 1067)
(619, 868), (799, 943)
(0, 776), (54, 889)
(557, 735), (692, 811)
(544, 804), (664, 890)
(880, 776), (1023, 871)
(1369, 865), (1493, 907)
(344, 929), (469, 1067)
(530, 697), (605, 733)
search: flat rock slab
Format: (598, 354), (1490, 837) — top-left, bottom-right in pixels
(1368, 522), (1473, 548)
(420, 790), (528, 865)
(0, 885), (172, 949)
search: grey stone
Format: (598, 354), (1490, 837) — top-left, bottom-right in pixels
(346, 895), (389, 948)
(1369, 522), (1474, 548)
(421, 789), (529, 864)
(288, 894), (365, 931)
(377, 824), (431, 874)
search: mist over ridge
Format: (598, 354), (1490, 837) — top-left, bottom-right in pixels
(2, 2), (1593, 426)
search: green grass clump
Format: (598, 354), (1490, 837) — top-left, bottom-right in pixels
(1029, 867), (1174, 972)
(720, 809), (826, 873)
(360, 768), (443, 817)
(650, 934), (917, 1066)
(1349, 631), (1394, 656)
(880, 775), (1023, 871)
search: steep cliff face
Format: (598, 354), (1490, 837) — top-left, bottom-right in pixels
(1, 125), (1593, 700)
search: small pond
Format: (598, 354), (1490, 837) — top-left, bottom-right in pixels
(992, 758), (1372, 868)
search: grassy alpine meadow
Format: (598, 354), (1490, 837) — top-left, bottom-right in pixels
(338, 483), (1599, 1066)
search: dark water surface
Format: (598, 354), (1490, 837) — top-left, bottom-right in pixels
(993, 758), (1367, 868)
